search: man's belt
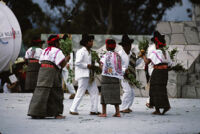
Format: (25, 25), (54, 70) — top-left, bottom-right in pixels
(154, 64), (168, 69)
(41, 64), (54, 68)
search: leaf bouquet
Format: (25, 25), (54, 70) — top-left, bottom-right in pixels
(89, 50), (101, 83)
(124, 52), (141, 88)
(59, 34), (74, 83)
(168, 48), (186, 72)
(59, 34), (72, 56)
(138, 39), (149, 57)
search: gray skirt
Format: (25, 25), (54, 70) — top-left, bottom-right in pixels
(28, 61), (64, 117)
(101, 76), (121, 105)
(25, 62), (40, 92)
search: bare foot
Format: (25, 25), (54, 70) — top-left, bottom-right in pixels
(146, 103), (153, 109)
(113, 113), (121, 117)
(98, 113), (107, 117)
(55, 115), (66, 119)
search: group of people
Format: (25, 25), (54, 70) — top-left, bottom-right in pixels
(24, 31), (172, 119)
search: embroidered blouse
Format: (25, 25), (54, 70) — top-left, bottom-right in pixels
(148, 48), (172, 66)
(100, 51), (123, 79)
(39, 46), (65, 69)
(25, 47), (43, 60)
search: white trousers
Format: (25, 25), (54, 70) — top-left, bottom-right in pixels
(62, 69), (76, 94)
(70, 78), (99, 113)
(120, 79), (135, 110)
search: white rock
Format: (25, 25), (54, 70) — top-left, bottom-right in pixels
(156, 22), (172, 34)
(171, 22), (184, 33)
(184, 27), (199, 44)
(170, 34), (187, 45)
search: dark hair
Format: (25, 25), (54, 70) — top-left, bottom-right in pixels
(47, 35), (60, 46)
(31, 36), (45, 46)
(80, 34), (94, 46)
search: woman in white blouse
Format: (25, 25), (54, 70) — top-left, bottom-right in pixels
(141, 31), (172, 115)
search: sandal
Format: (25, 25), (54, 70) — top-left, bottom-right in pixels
(90, 112), (101, 115)
(152, 111), (161, 115)
(128, 108), (133, 112)
(146, 103), (153, 108)
(98, 113), (107, 117)
(55, 115), (66, 119)
(113, 113), (121, 117)
(120, 109), (130, 113)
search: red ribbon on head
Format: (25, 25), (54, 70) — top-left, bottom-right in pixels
(47, 35), (60, 45)
(106, 39), (116, 49)
(154, 37), (166, 49)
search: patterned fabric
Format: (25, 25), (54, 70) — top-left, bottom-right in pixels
(100, 51), (123, 79)
(101, 76), (121, 105)
(25, 47), (43, 60)
(39, 47), (65, 69)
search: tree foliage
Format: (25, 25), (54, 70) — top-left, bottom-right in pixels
(4, 0), (200, 46)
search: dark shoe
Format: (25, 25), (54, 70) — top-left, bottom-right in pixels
(69, 111), (79, 115)
(31, 116), (45, 119)
(152, 111), (161, 115)
(69, 94), (75, 99)
(128, 108), (133, 112)
(90, 112), (101, 115)
(120, 109), (130, 113)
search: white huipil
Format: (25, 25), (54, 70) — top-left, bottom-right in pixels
(62, 52), (76, 94)
(25, 47), (43, 60)
(70, 47), (99, 113)
(118, 49), (135, 111)
(39, 47), (65, 68)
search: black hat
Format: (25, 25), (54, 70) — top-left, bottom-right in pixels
(151, 31), (166, 44)
(31, 36), (45, 45)
(80, 34), (95, 46)
(119, 34), (134, 46)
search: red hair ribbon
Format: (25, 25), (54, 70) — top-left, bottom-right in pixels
(47, 35), (60, 44)
(154, 37), (166, 49)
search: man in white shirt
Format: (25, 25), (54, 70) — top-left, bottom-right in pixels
(69, 34), (100, 115)
(118, 34), (135, 113)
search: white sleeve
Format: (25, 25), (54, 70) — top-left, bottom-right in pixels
(75, 50), (88, 69)
(25, 48), (31, 59)
(55, 50), (65, 66)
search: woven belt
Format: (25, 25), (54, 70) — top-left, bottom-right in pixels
(154, 64), (168, 69)
(41, 64), (54, 68)
(29, 59), (39, 63)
